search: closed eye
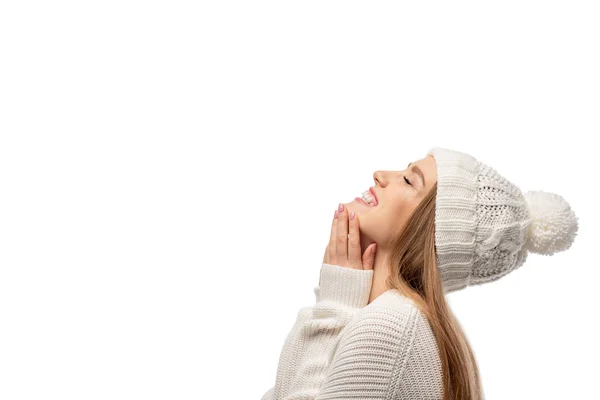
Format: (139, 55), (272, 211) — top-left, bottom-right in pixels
(403, 176), (412, 186)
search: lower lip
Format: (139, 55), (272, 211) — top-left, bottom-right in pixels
(354, 197), (376, 207)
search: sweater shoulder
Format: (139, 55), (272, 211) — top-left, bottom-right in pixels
(366, 289), (444, 399)
(354, 288), (428, 325)
(328, 289), (444, 399)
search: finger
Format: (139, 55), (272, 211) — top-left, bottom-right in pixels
(361, 243), (376, 271)
(336, 204), (348, 262)
(348, 211), (362, 268)
(325, 208), (339, 264)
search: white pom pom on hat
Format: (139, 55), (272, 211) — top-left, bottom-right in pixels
(523, 190), (579, 256)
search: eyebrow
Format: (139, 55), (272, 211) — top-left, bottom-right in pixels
(407, 162), (426, 187)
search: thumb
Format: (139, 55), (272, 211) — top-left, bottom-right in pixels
(361, 243), (376, 270)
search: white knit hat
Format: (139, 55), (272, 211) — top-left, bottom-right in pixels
(427, 147), (579, 294)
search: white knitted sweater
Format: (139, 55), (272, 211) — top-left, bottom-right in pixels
(262, 263), (444, 400)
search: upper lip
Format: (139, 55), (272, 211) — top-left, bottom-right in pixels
(369, 187), (379, 205)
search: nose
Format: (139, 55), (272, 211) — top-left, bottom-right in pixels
(373, 170), (385, 187)
(374, 169), (405, 187)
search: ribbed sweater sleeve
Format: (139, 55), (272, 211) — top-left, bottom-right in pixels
(261, 263), (374, 400)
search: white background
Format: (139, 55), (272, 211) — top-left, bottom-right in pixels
(1, 1), (598, 399)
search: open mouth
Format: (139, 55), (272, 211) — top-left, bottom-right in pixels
(354, 196), (376, 207)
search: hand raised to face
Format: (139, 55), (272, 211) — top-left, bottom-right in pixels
(322, 203), (377, 271)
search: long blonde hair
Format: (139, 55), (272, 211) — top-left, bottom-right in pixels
(383, 181), (484, 400)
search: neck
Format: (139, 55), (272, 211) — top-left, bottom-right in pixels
(361, 236), (392, 305)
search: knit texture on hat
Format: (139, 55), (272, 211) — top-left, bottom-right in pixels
(427, 147), (579, 294)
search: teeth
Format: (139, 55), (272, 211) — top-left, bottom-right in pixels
(361, 191), (375, 205)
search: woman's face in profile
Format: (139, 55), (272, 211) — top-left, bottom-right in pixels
(345, 154), (438, 251)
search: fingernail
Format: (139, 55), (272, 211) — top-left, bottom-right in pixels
(350, 211), (355, 220)
(334, 209), (339, 218)
(338, 203), (344, 212)
(372, 243), (377, 254)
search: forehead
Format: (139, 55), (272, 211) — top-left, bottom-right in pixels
(412, 154), (437, 183)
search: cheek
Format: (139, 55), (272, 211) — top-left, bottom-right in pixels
(364, 209), (392, 234)
(379, 202), (412, 231)
(391, 196), (416, 216)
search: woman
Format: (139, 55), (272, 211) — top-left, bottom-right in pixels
(261, 147), (579, 400)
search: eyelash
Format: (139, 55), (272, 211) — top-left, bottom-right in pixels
(403, 176), (412, 186)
